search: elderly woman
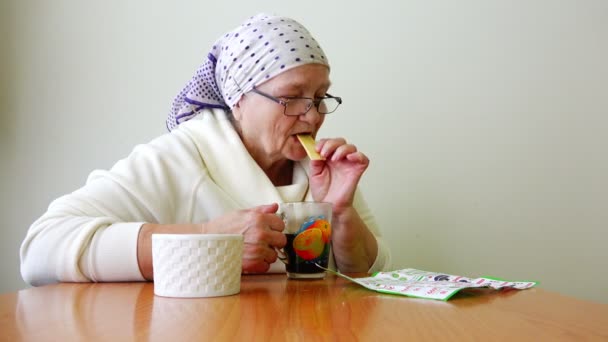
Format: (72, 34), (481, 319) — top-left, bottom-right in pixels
(20, 13), (390, 285)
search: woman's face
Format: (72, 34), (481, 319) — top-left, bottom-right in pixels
(233, 64), (331, 166)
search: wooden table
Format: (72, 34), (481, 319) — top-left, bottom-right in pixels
(1, 274), (607, 341)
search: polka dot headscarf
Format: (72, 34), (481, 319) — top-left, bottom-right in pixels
(166, 13), (330, 131)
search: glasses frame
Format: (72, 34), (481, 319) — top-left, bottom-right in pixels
(250, 87), (342, 116)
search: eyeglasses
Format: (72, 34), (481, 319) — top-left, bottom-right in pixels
(250, 87), (342, 116)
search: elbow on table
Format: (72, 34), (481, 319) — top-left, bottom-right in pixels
(19, 228), (80, 287)
(20, 255), (57, 287)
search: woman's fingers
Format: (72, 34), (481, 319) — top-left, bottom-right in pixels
(240, 205), (287, 273)
(242, 259), (270, 273)
(315, 138), (369, 166)
(242, 222), (286, 248)
(242, 242), (279, 273)
(346, 151), (369, 165)
(207, 204), (288, 273)
(318, 138), (368, 162)
(243, 242), (278, 263)
(317, 138), (347, 158)
(265, 213), (286, 232)
(329, 144), (357, 161)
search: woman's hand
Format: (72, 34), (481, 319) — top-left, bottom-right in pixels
(309, 138), (369, 214)
(203, 203), (286, 273)
(138, 203), (285, 280)
(308, 138), (377, 272)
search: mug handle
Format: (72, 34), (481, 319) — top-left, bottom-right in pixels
(276, 212), (288, 265)
(276, 247), (288, 264)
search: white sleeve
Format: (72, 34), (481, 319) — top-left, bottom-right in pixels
(19, 181), (149, 286)
(20, 130), (204, 286)
(353, 189), (391, 274)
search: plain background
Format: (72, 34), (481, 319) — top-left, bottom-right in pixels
(1, 1), (606, 303)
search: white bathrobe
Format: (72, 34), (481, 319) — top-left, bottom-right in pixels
(20, 109), (390, 286)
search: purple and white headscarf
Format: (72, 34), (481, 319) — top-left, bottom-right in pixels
(166, 13), (330, 131)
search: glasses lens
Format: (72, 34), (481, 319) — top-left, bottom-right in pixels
(284, 99), (313, 116)
(318, 98), (340, 114)
(283, 97), (341, 115)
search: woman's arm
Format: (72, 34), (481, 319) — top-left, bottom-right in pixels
(308, 138), (391, 273)
(20, 131), (205, 285)
(331, 206), (378, 272)
(136, 204), (286, 280)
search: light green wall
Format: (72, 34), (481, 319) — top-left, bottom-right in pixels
(2, 0), (607, 303)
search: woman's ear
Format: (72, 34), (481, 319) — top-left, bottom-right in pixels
(232, 96), (245, 121)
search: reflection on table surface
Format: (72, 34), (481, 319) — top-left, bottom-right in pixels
(1, 274), (607, 341)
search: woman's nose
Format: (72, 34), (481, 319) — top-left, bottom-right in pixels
(299, 105), (322, 125)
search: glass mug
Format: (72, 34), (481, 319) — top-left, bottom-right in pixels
(277, 202), (332, 279)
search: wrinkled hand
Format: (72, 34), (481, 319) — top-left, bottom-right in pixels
(203, 203), (286, 273)
(309, 138), (369, 214)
